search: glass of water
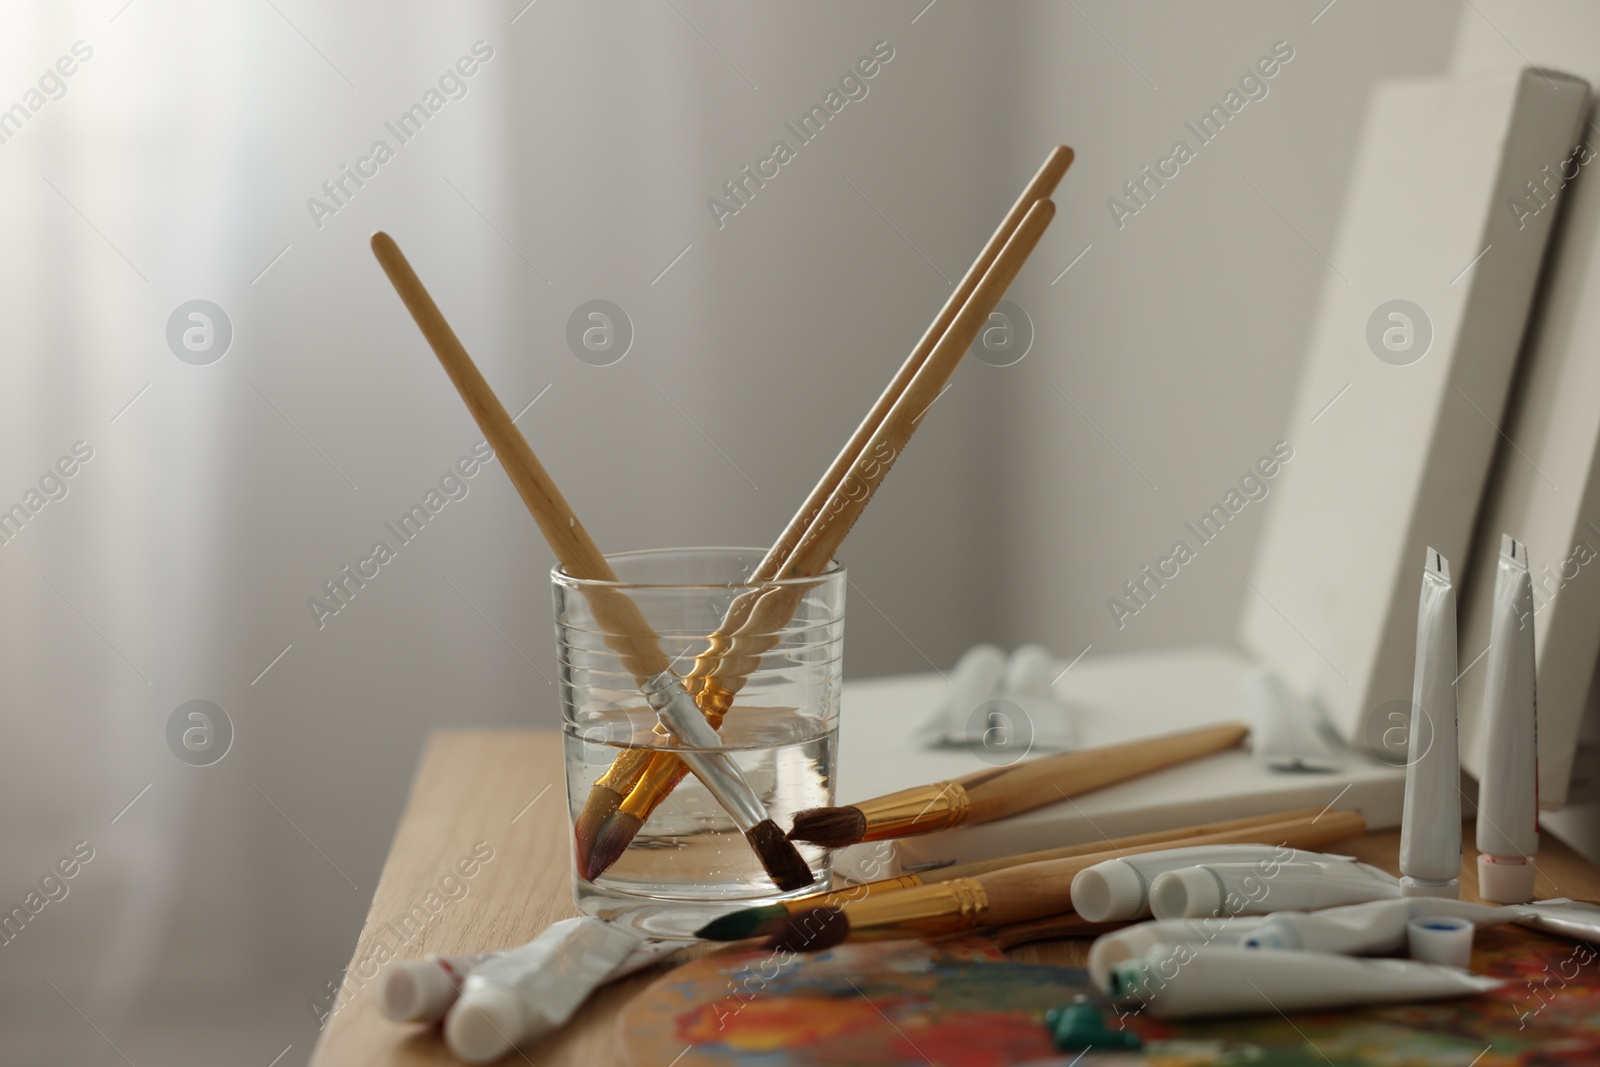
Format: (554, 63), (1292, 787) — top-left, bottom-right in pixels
(553, 547), (844, 939)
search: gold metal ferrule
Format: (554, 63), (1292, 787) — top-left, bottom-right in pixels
(837, 877), (990, 938)
(855, 782), (972, 841)
(781, 875), (925, 916)
(617, 753), (694, 820)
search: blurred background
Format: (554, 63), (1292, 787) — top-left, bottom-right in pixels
(1, 0), (1589, 1062)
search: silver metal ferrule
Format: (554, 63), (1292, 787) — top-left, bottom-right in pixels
(642, 670), (767, 831)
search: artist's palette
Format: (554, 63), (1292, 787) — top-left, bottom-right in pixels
(619, 926), (1600, 1066)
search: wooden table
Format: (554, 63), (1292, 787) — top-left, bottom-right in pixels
(310, 730), (1600, 1066)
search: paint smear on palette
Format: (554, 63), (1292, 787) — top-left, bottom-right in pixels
(618, 926), (1600, 1067)
(618, 938), (1082, 1067)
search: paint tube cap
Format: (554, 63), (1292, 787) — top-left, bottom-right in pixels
(378, 959), (460, 1023)
(1072, 862), (1148, 922)
(1477, 855), (1537, 904)
(1400, 876), (1460, 899)
(1147, 868), (1220, 920)
(1407, 915), (1474, 968)
(447, 984), (527, 1065)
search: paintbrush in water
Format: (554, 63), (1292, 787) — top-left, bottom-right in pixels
(370, 232), (814, 892)
(788, 721), (1249, 848)
(576, 160), (1069, 879)
(753, 809), (1369, 952)
(696, 806), (1339, 941)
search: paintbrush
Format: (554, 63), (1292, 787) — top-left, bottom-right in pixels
(370, 232), (814, 892)
(697, 807), (1348, 941)
(756, 809), (1369, 952)
(579, 175), (1066, 878)
(788, 721), (1249, 848)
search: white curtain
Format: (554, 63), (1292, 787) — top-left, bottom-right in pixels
(0, 2), (514, 1061)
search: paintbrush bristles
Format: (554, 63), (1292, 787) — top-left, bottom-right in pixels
(572, 784), (624, 877)
(697, 903), (792, 942)
(585, 809), (642, 882)
(788, 806), (867, 848)
(766, 907), (850, 953)
(749, 819), (816, 892)
(586, 802), (816, 890)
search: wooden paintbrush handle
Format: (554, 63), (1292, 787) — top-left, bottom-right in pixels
(735, 147), (1073, 586)
(925, 805), (1322, 882)
(370, 232), (672, 685)
(687, 146), (1074, 696)
(698, 199), (1059, 705)
(780, 199), (1056, 583)
(991, 912), (1119, 949)
(976, 809), (1365, 925)
(956, 721), (1249, 825)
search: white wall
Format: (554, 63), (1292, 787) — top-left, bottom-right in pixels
(989, 0), (1461, 660)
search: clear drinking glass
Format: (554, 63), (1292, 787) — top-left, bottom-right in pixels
(553, 547), (844, 938)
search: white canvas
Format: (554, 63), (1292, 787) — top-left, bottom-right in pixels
(1241, 69), (1588, 756)
(1459, 123), (1600, 810)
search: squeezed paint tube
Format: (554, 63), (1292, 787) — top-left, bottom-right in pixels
(993, 644), (1081, 750)
(1246, 666), (1343, 772)
(914, 644), (1006, 746)
(1071, 845), (1341, 922)
(444, 917), (664, 1063)
(378, 919), (675, 1024)
(1515, 898), (1600, 940)
(1148, 859), (1401, 919)
(1399, 548), (1462, 898)
(1087, 916), (1268, 992)
(1243, 896), (1520, 954)
(1476, 535), (1540, 903)
(1091, 898), (1522, 994)
(1109, 946), (1500, 1019)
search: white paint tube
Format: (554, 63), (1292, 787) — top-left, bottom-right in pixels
(1246, 666), (1343, 772)
(1109, 946), (1501, 1019)
(1148, 859), (1401, 919)
(1087, 916), (1268, 992)
(1476, 535), (1540, 904)
(378, 948), (500, 1023)
(994, 644), (1080, 750)
(1515, 898), (1600, 940)
(1281, 897), (1600, 947)
(1072, 844), (1321, 922)
(378, 921), (675, 1025)
(914, 644), (1006, 745)
(444, 918), (665, 1063)
(1399, 547), (1462, 899)
(1242, 896), (1520, 955)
